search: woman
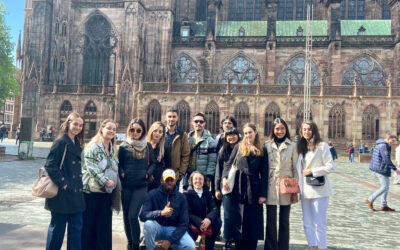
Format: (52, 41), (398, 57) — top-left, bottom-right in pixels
(296, 121), (335, 250)
(214, 127), (240, 249)
(81, 119), (119, 250)
(222, 123), (268, 250)
(45, 112), (85, 250)
(147, 121), (167, 191)
(119, 118), (156, 250)
(184, 171), (222, 250)
(328, 141), (338, 160)
(264, 118), (298, 250)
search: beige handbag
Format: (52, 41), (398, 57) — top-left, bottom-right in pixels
(32, 145), (67, 198)
(221, 152), (239, 195)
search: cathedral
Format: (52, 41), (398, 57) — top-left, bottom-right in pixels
(19, 0), (400, 146)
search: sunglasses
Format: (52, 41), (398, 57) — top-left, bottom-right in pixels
(130, 128), (142, 133)
(193, 120), (205, 124)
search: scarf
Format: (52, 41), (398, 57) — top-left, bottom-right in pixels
(274, 137), (286, 148)
(125, 137), (148, 159)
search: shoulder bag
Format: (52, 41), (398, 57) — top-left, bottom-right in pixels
(303, 153), (325, 186)
(279, 177), (299, 194)
(32, 145), (67, 198)
(221, 151), (239, 195)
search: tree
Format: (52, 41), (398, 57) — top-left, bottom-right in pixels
(0, 2), (19, 107)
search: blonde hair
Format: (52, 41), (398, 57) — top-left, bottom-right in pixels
(240, 123), (263, 157)
(84, 119), (118, 159)
(146, 121), (166, 162)
(58, 112), (85, 148)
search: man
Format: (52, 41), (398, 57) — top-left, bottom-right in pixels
(140, 169), (195, 250)
(366, 134), (399, 211)
(215, 116), (238, 153)
(0, 124), (6, 142)
(185, 113), (217, 190)
(164, 108), (190, 186)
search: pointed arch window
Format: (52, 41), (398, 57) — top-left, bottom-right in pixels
(84, 101), (97, 138)
(342, 57), (386, 86)
(60, 100), (72, 124)
(278, 0), (313, 20)
(278, 56), (321, 85)
(264, 102), (281, 136)
(173, 55), (199, 83)
(328, 105), (345, 139)
(82, 14), (117, 85)
(219, 56), (259, 84)
(62, 22), (67, 36)
(147, 100), (162, 127)
(205, 102), (220, 135)
(196, 0), (207, 21)
(55, 22), (59, 35)
(177, 101), (191, 132)
(382, 0), (391, 19)
(53, 58), (58, 72)
(235, 102), (250, 131)
(296, 105), (313, 135)
(362, 105), (379, 140)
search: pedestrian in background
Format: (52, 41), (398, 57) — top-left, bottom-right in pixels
(264, 118), (298, 250)
(119, 118), (156, 250)
(222, 123), (268, 250)
(147, 121), (167, 191)
(214, 127), (241, 249)
(328, 141), (337, 160)
(366, 135), (398, 211)
(44, 112), (85, 250)
(347, 144), (354, 163)
(81, 119), (119, 250)
(15, 128), (20, 145)
(296, 121), (335, 250)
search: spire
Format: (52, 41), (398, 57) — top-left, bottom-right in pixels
(16, 30), (22, 63)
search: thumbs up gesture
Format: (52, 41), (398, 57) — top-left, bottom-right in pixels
(161, 201), (173, 217)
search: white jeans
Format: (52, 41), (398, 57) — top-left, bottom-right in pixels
(301, 197), (329, 249)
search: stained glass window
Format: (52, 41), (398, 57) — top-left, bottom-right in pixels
(84, 101), (97, 138)
(60, 100), (72, 124)
(382, 0), (391, 19)
(278, 56), (321, 85)
(235, 102), (250, 131)
(177, 101), (191, 132)
(264, 102), (281, 136)
(341, 57), (386, 86)
(147, 100), (162, 127)
(205, 102), (220, 135)
(219, 56), (259, 84)
(228, 0), (263, 21)
(173, 55), (199, 83)
(341, 0), (365, 19)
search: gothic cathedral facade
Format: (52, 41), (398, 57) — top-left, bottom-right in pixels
(20, 0), (400, 146)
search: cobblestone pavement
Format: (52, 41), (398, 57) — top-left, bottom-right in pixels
(1, 140), (400, 249)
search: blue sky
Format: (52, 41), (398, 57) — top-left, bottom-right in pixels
(2, 0), (25, 64)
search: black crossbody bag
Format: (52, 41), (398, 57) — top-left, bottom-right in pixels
(303, 150), (325, 186)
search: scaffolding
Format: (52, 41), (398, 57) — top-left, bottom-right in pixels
(303, 4), (313, 122)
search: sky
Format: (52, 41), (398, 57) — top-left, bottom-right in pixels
(2, 0), (25, 65)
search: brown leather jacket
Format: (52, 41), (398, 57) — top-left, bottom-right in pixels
(168, 128), (190, 180)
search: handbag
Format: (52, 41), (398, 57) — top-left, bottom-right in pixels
(32, 145), (67, 198)
(303, 152), (325, 186)
(221, 152), (239, 195)
(189, 223), (213, 238)
(279, 177), (299, 194)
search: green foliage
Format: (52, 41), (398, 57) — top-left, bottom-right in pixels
(0, 2), (19, 107)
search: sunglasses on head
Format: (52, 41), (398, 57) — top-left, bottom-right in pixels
(193, 120), (205, 124)
(130, 128), (142, 133)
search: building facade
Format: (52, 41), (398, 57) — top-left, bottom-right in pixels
(20, 0), (400, 146)
(0, 98), (16, 132)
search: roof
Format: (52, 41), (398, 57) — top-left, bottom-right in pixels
(341, 20), (391, 36)
(217, 21), (268, 37)
(276, 20), (328, 36)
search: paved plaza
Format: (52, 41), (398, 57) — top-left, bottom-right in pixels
(0, 139), (400, 249)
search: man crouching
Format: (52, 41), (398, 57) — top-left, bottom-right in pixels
(140, 169), (195, 250)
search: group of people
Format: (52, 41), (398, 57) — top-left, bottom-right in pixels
(43, 108), (337, 250)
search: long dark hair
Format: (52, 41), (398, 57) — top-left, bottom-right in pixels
(220, 116), (238, 129)
(126, 118), (147, 140)
(220, 128), (240, 155)
(269, 118), (291, 140)
(297, 121), (322, 156)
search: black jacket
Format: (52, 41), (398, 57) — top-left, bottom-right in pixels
(45, 134), (85, 214)
(215, 146), (235, 191)
(140, 185), (189, 244)
(148, 143), (168, 190)
(184, 186), (219, 228)
(118, 142), (156, 188)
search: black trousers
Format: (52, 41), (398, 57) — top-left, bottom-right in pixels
(82, 193), (112, 250)
(121, 186), (147, 248)
(264, 204), (291, 250)
(235, 239), (258, 250)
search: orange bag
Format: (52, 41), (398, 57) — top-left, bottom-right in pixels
(279, 177), (299, 194)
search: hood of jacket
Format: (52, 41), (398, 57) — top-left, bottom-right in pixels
(376, 139), (387, 147)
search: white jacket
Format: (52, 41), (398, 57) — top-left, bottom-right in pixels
(296, 142), (335, 199)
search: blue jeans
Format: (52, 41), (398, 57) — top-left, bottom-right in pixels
(143, 220), (195, 250)
(368, 173), (390, 206)
(46, 212), (83, 250)
(349, 153), (354, 163)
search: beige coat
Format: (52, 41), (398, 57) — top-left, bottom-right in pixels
(296, 142), (335, 199)
(264, 138), (298, 205)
